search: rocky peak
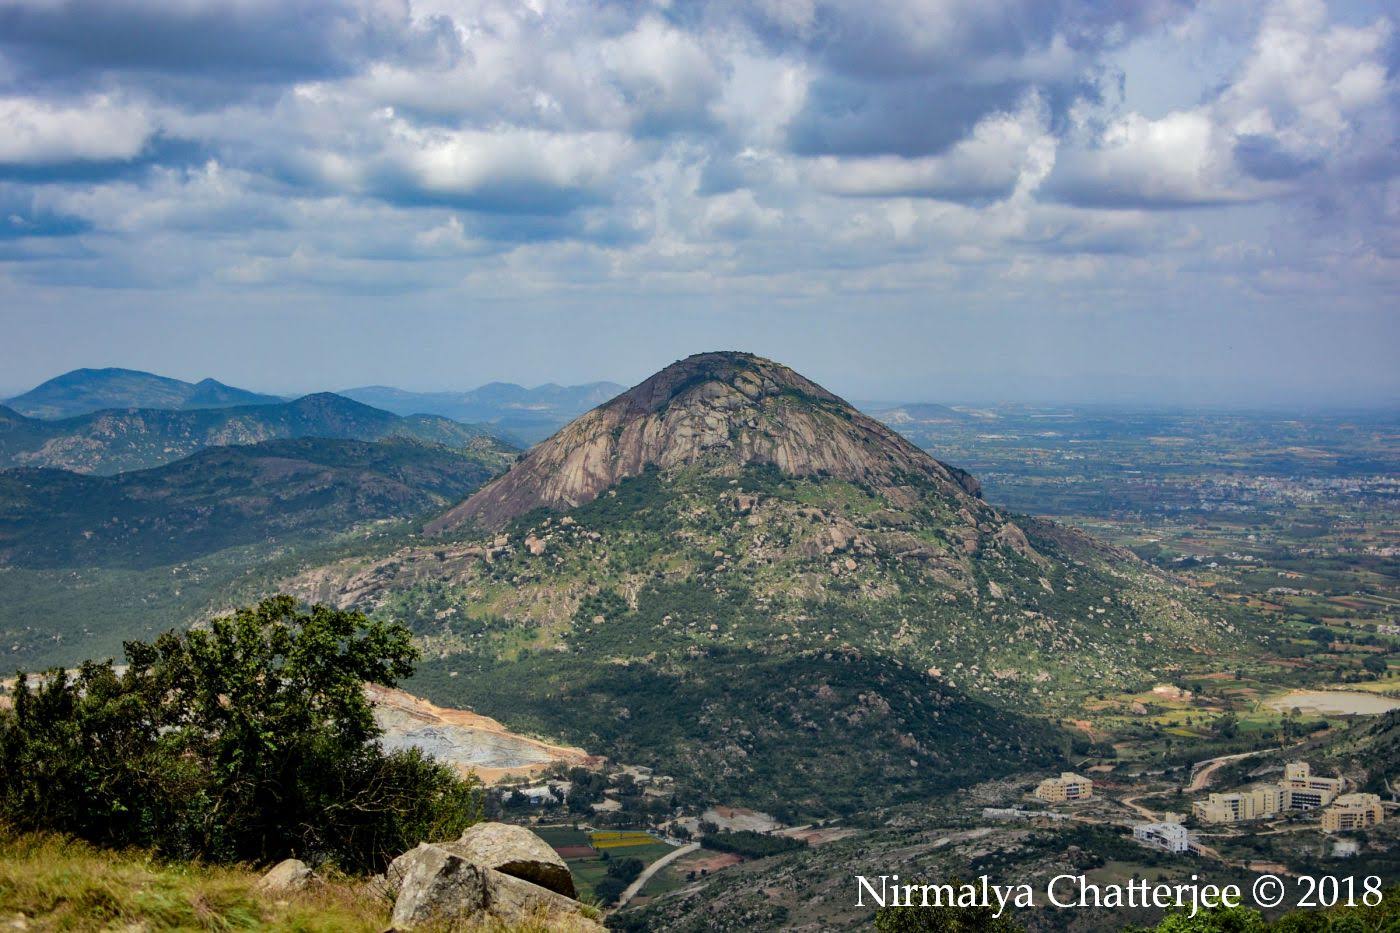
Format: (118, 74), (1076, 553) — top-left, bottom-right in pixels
(428, 351), (982, 532)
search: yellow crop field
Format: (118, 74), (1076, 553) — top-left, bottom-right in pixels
(589, 831), (655, 849)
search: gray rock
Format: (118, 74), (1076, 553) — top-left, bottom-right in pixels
(389, 844), (600, 930)
(254, 858), (313, 894)
(452, 821), (577, 898)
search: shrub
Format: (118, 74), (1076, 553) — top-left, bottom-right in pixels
(0, 596), (480, 871)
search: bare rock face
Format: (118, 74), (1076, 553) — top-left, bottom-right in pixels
(389, 843), (600, 931)
(255, 858), (314, 894)
(428, 351), (983, 532)
(451, 821), (577, 898)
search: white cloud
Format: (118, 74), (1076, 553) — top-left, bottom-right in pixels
(0, 96), (152, 165)
(0, 0), (1390, 327)
(805, 97), (1053, 202)
(599, 17), (725, 133)
(1047, 0), (1395, 207)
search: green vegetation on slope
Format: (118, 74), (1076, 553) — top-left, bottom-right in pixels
(0, 437), (510, 569)
(307, 455), (1246, 815)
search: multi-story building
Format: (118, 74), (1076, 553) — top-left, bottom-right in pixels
(1034, 773), (1094, 803)
(1322, 794), (1385, 833)
(1281, 762), (1343, 810)
(1193, 786), (1283, 823)
(1133, 821), (1191, 853)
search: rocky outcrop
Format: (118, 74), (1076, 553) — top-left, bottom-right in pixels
(428, 351), (984, 532)
(255, 858), (314, 894)
(385, 823), (597, 931)
(450, 822), (576, 897)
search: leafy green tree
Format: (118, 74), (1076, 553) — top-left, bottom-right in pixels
(1213, 713), (1240, 739)
(0, 596), (480, 870)
(1361, 654), (1388, 676)
(607, 856), (645, 883)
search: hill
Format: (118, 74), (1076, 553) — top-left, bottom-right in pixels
(341, 381), (626, 444)
(293, 352), (1247, 815)
(0, 436), (514, 570)
(0, 393), (514, 474)
(868, 401), (984, 425)
(5, 367), (284, 418)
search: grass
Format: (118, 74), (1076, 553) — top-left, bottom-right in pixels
(0, 829), (385, 932)
(0, 828), (602, 932)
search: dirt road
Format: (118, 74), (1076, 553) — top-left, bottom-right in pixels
(1186, 749), (1268, 792)
(614, 842), (700, 909)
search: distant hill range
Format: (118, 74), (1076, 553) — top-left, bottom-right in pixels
(6, 368), (625, 445)
(864, 402), (993, 424)
(5, 368), (285, 419)
(0, 437), (512, 570)
(340, 382), (626, 444)
(0, 393), (515, 475)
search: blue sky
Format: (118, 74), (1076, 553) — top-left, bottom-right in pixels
(0, 0), (1395, 405)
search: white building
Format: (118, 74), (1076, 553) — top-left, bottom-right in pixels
(1133, 821), (1191, 854)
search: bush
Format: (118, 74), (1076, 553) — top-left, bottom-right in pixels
(606, 856), (645, 883)
(0, 596), (480, 871)
(593, 875), (629, 906)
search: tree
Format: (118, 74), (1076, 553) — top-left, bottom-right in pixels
(607, 856), (645, 883)
(0, 596), (480, 871)
(1141, 904), (1267, 932)
(1212, 713), (1240, 739)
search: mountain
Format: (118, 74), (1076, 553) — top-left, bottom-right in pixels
(0, 393), (514, 475)
(5, 368), (284, 419)
(0, 437), (513, 570)
(293, 352), (1245, 816)
(340, 381), (627, 444)
(428, 352), (981, 532)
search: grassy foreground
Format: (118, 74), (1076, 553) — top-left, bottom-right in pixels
(0, 829), (598, 932)
(0, 829), (384, 932)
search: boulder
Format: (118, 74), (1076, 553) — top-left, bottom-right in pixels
(389, 844), (600, 931)
(450, 822), (577, 898)
(255, 858), (313, 894)
(383, 822), (577, 901)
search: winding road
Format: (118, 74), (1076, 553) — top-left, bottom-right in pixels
(1186, 749), (1268, 792)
